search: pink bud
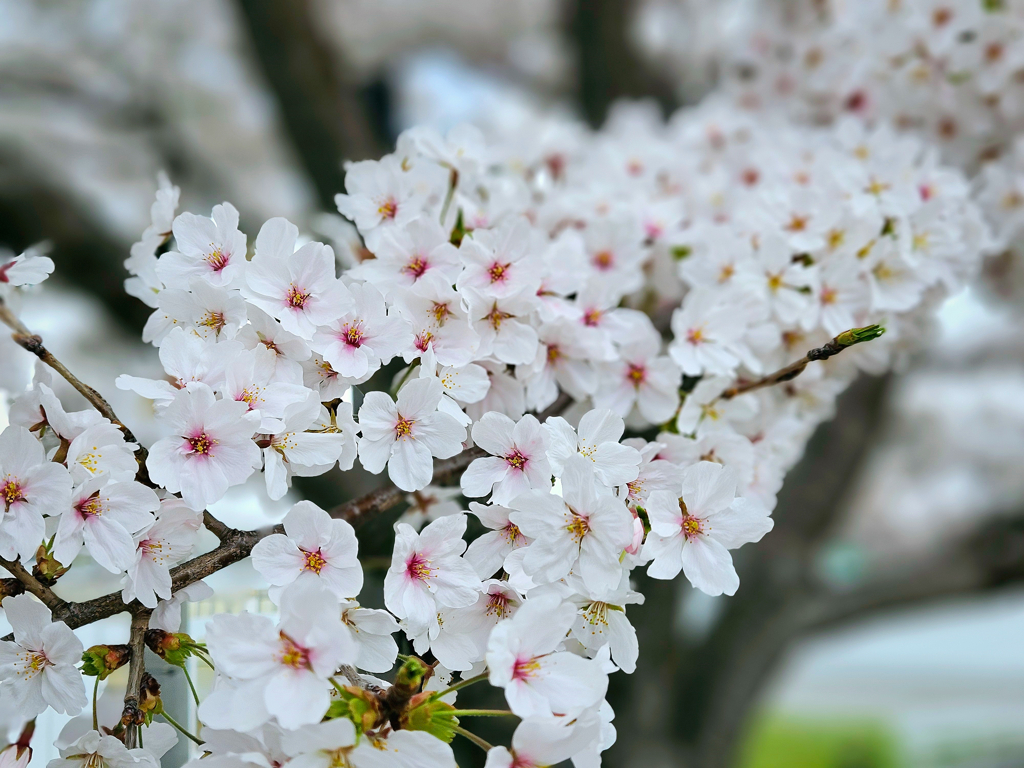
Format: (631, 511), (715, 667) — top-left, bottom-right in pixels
(0, 744), (31, 768)
(626, 516), (644, 556)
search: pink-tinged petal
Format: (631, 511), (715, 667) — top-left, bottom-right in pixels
(388, 438), (434, 492)
(250, 534), (305, 586)
(680, 536), (739, 596)
(471, 412), (516, 455)
(461, 456), (509, 498)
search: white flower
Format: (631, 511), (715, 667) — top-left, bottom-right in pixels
(643, 461), (774, 596)
(340, 600), (400, 673)
(251, 501), (362, 599)
(418, 354), (490, 428)
(237, 305), (312, 380)
(456, 217), (541, 300)
(121, 503), (202, 608)
(357, 378), (466, 493)
(280, 719), (456, 768)
(593, 325), (681, 425)
(544, 410), (642, 487)
(668, 293), (757, 376)
(461, 412), (551, 506)
(0, 595), (85, 717)
(350, 216), (463, 298)
(383, 514), (480, 635)
(0, 425), (72, 561)
(54, 478), (159, 573)
(485, 715), (602, 768)
(116, 328), (242, 409)
(47, 731), (135, 768)
(200, 580), (355, 730)
(219, 346), (311, 433)
(509, 456), (633, 594)
(157, 203), (247, 289)
(242, 218), (352, 338)
(675, 376), (758, 437)
(394, 274), (481, 368)
(262, 395), (357, 501)
(147, 383), (262, 510)
(428, 580), (522, 672)
(466, 290), (540, 366)
(486, 594), (608, 719)
(0, 249), (54, 289)
(518, 322), (596, 413)
(567, 573), (643, 674)
(465, 502), (530, 578)
(65, 422), (139, 485)
(335, 155), (425, 241)
(142, 280), (248, 346)
(310, 281), (410, 379)
(150, 581), (214, 633)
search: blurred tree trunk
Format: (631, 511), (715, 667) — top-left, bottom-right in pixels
(567, 0), (677, 127)
(235, 0), (388, 210)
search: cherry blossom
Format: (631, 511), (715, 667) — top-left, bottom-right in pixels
(251, 500), (363, 599)
(0, 595), (86, 717)
(461, 412), (551, 506)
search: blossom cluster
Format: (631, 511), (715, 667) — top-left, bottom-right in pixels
(0, 92), (989, 767)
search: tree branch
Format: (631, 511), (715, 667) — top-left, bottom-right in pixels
(0, 556), (66, 612)
(0, 296), (151, 480)
(122, 609), (151, 749)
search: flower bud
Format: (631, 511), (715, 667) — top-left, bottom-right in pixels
(144, 629), (203, 667)
(32, 544), (68, 585)
(401, 694), (458, 743)
(327, 685), (383, 734)
(834, 324), (885, 348)
(139, 673), (163, 725)
(81, 645), (131, 680)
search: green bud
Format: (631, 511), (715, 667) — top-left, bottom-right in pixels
(402, 693), (458, 743)
(145, 629), (204, 668)
(671, 245), (692, 261)
(393, 657), (429, 695)
(327, 685), (382, 734)
(81, 645), (131, 680)
(834, 325), (885, 348)
(32, 544), (68, 585)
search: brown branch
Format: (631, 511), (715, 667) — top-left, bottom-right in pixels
(202, 510), (235, 541)
(720, 325), (886, 401)
(0, 556), (66, 612)
(122, 609), (151, 749)
(0, 297), (151, 476)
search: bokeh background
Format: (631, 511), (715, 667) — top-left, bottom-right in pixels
(1, 2), (1023, 767)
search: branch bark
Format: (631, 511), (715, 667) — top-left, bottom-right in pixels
(122, 609), (151, 749)
(0, 556), (65, 612)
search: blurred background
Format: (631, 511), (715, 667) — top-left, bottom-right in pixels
(1, 1), (1023, 767)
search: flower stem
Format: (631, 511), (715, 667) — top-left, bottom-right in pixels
(92, 676), (100, 732)
(435, 672), (488, 698)
(182, 665), (200, 707)
(453, 726), (492, 753)
(159, 712), (204, 746)
(453, 709), (517, 717)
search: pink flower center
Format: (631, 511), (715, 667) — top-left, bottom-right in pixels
(188, 432), (215, 455)
(287, 284), (310, 309)
(486, 305), (512, 331)
(582, 308), (602, 327)
(76, 493), (104, 518)
(565, 513), (590, 543)
(505, 449), (528, 471)
(512, 656), (541, 681)
(395, 416), (415, 439)
(488, 262), (510, 284)
(686, 327), (705, 345)
(403, 256), (428, 278)
(485, 592), (513, 618)
(206, 247), (230, 272)
(627, 363), (646, 387)
(198, 311), (226, 332)
(278, 632), (312, 669)
(503, 522), (524, 545)
(592, 251), (614, 271)
(341, 323), (365, 348)
(406, 552), (433, 582)
(378, 198), (398, 219)
(415, 331), (434, 352)
(546, 344), (561, 363)
(1, 478), (25, 510)
(302, 549), (327, 574)
(680, 501), (703, 541)
(432, 302), (452, 325)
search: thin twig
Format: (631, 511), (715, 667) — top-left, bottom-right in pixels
(0, 297), (151, 479)
(122, 610), (151, 749)
(719, 325), (885, 401)
(0, 557), (66, 611)
(453, 726), (493, 752)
